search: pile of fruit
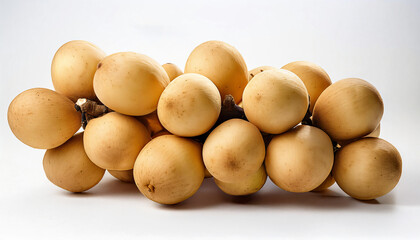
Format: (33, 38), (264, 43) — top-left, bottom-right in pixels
(7, 40), (402, 205)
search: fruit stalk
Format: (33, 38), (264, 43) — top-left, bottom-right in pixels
(75, 98), (110, 128)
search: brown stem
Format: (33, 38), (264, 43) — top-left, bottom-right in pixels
(332, 140), (340, 153)
(74, 98), (110, 129)
(218, 95), (247, 123)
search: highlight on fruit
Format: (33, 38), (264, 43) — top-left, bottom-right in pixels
(7, 39), (402, 205)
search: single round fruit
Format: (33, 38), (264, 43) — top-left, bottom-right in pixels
(312, 172), (335, 192)
(333, 137), (402, 200)
(312, 78), (384, 141)
(8, 88), (81, 149)
(157, 73), (221, 137)
(133, 135), (205, 204)
(162, 63), (183, 81)
(185, 40), (248, 103)
(242, 69), (309, 134)
(136, 111), (164, 136)
(248, 66), (277, 80)
(214, 165), (267, 196)
(93, 52), (169, 116)
(51, 40), (106, 102)
(84, 112), (151, 170)
(266, 125), (334, 192)
(203, 119), (265, 183)
(43, 133), (105, 192)
(108, 169), (134, 183)
(281, 61), (332, 112)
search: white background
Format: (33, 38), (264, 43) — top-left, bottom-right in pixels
(1, 0), (419, 239)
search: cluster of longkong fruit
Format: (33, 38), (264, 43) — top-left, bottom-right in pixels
(7, 40), (402, 205)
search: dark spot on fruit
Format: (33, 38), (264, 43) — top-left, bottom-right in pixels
(166, 100), (174, 109)
(97, 62), (102, 69)
(147, 184), (155, 193)
(227, 160), (239, 170)
(225, 154), (240, 171)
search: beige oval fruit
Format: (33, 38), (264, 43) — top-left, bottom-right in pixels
(184, 40), (248, 103)
(84, 112), (151, 170)
(313, 78), (384, 141)
(108, 169), (134, 183)
(203, 119), (265, 183)
(281, 61), (332, 112)
(266, 125), (334, 192)
(8, 88), (81, 149)
(333, 137), (402, 200)
(248, 66), (277, 80)
(214, 165), (267, 196)
(43, 133), (105, 192)
(134, 135), (205, 204)
(136, 111), (164, 136)
(311, 172), (335, 192)
(51, 40), (106, 102)
(162, 63), (183, 81)
(157, 73), (221, 137)
(93, 52), (169, 116)
(242, 69), (309, 134)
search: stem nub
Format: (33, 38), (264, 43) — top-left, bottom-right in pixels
(75, 98), (110, 129)
(218, 95), (247, 123)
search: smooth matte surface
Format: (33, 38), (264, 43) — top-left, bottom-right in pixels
(1, 0), (419, 239)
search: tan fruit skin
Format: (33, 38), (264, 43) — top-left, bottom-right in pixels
(8, 88), (81, 149)
(157, 73), (221, 137)
(184, 40), (248, 104)
(84, 112), (151, 170)
(51, 40), (106, 102)
(93, 52), (170, 116)
(248, 66), (277, 81)
(312, 78), (384, 141)
(333, 137), (402, 200)
(108, 169), (135, 183)
(203, 119), (265, 183)
(338, 123), (381, 146)
(136, 111), (164, 136)
(266, 125), (334, 193)
(311, 172), (335, 192)
(133, 135), (205, 205)
(43, 133), (105, 192)
(214, 165), (267, 196)
(243, 69), (309, 134)
(281, 61), (332, 113)
(162, 63), (183, 81)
